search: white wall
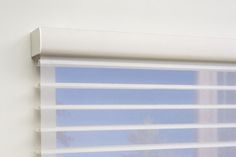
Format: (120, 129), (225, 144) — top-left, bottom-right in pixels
(0, 0), (236, 157)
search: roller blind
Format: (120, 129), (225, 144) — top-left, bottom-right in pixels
(38, 57), (236, 157)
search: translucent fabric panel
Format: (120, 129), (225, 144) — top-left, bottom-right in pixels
(56, 67), (197, 84)
(40, 58), (236, 157)
(56, 89), (196, 105)
(48, 149), (197, 157)
(40, 109), (236, 127)
(38, 128), (236, 148)
(41, 148), (236, 157)
(55, 129), (196, 148)
(55, 109), (195, 126)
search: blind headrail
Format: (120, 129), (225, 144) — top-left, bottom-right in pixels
(31, 27), (236, 62)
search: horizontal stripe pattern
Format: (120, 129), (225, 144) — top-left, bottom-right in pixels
(41, 83), (236, 90)
(39, 142), (236, 154)
(39, 104), (236, 110)
(40, 123), (236, 132)
(40, 58), (236, 71)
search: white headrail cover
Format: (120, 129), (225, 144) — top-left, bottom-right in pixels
(31, 27), (236, 62)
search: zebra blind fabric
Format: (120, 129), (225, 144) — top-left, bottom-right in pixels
(39, 57), (236, 157)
